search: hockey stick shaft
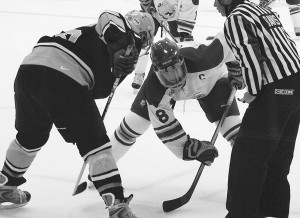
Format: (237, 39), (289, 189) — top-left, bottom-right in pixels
(72, 162), (88, 196)
(149, 10), (178, 43)
(72, 44), (134, 196)
(162, 86), (237, 212)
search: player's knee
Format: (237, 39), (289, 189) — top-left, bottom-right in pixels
(87, 146), (118, 181)
(114, 112), (150, 146)
(88, 146), (113, 165)
(16, 130), (49, 149)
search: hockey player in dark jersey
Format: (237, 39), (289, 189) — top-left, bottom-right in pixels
(111, 34), (242, 167)
(0, 9), (155, 218)
(214, 0), (300, 217)
(131, 0), (199, 92)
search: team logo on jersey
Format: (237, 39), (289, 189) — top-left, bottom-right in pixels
(157, 0), (177, 20)
(168, 88), (175, 96)
(274, 89), (294, 95)
(140, 100), (146, 107)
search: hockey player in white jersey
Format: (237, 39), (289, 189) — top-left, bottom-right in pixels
(111, 34), (242, 165)
(131, 0), (199, 92)
(259, 0), (300, 38)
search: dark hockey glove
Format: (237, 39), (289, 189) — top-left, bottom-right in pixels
(183, 136), (218, 166)
(113, 47), (139, 77)
(226, 61), (245, 90)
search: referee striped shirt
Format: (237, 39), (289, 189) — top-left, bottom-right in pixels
(224, 0), (300, 95)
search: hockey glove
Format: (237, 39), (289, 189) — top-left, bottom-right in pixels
(113, 47), (139, 77)
(183, 136), (218, 166)
(226, 61), (245, 90)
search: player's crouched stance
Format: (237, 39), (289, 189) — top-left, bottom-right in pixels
(0, 9), (155, 218)
(111, 37), (241, 168)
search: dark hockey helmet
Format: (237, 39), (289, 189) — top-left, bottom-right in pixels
(150, 38), (188, 88)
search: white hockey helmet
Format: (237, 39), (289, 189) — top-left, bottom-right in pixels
(154, 0), (179, 21)
(151, 38), (188, 88)
(125, 10), (155, 50)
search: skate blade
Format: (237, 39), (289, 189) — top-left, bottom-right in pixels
(0, 202), (27, 210)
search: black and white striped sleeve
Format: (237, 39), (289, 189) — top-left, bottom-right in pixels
(224, 15), (265, 95)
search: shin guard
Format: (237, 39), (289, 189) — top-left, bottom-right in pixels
(88, 145), (124, 199)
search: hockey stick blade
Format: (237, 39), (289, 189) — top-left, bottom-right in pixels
(72, 181), (87, 196)
(162, 164), (205, 212)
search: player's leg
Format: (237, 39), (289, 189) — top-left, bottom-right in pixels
(226, 73), (300, 217)
(111, 83), (151, 162)
(258, 74), (300, 217)
(258, 113), (299, 217)
(74, 107), (137, 217)
(0, 65), (53, 209)
(197, 77), (241, 146)
(44, 73), (137, 217)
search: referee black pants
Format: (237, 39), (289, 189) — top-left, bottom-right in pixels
(226, 73), (300, 218)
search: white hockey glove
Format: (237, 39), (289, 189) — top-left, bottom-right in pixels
(183, 136), (218, 166)
(226, 61), (246, 90)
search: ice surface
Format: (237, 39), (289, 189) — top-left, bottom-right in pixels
(0, 0), (299, 217)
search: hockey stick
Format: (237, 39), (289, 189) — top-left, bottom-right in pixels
(162, 86), (237, 212)
(149, 9), (179, 43)
(72, 44), (134, 196)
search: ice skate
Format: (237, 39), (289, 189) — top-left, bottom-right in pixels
(0, 186), (31, 210)
(131, 73), (145, 93)
(102, 193), (138, 218)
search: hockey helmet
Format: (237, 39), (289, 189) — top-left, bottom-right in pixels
(125, 10), (155, 50)
(154, 0), (179, 21)
(150, 38), (187, 88)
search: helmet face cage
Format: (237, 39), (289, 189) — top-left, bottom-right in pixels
(154, 56), (188, 88)
(140, 30), (153, 50)
(151, 38), (187, 88)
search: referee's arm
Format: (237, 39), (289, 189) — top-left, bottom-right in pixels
(224, 15), (265, 96)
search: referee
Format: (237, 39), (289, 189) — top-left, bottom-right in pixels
(214, 0), (300, 217)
